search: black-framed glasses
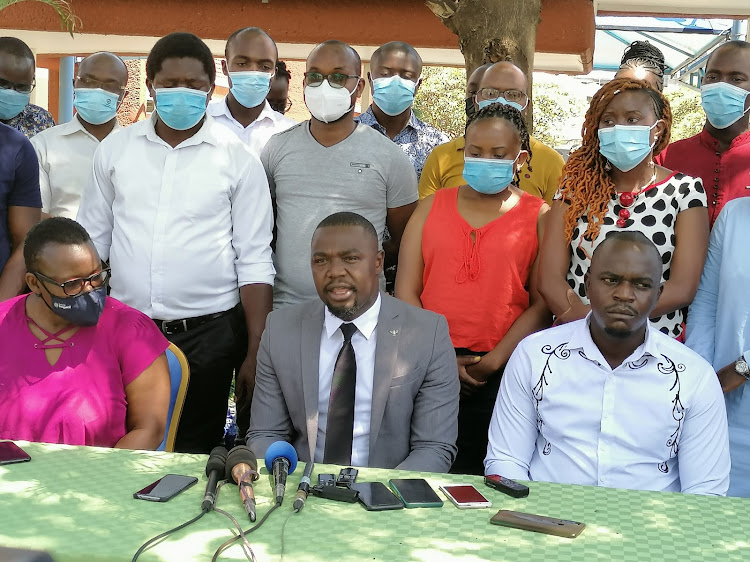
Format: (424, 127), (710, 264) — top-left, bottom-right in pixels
(304, 72), (360, 89)
(269, 99), (293, 114)
(477, 87), (527, 105)
(74, 76), (126, 96)
(34, 268), (111, 296)
(0, 76), (35, 94)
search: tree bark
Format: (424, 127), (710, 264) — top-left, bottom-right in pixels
(426, 0), (543, 127)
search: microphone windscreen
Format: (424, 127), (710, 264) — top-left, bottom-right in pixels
(205, 446), (229, 476)
(264, 441), (298, 474)
(226, 445), (258, 481)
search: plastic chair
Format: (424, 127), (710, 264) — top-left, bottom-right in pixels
(158, 343), (190, 452)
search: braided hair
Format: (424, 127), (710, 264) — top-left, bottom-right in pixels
(618, 41), (666, 91)
(465, 102), (533, 186)
(558, 78), (672, 244)
(275, 60), (291, 80)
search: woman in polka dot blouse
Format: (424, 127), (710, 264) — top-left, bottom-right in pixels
(538, 78), (708, 339)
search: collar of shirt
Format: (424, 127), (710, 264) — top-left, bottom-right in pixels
(698, 126), (750, 152)
(358, 105), (424, 135)
(566, 312), (659, 371)
(59, 115), (122, 140)
(323, 293), (382, 341)
(139, 112), (220, 148)
(208, 98), (281, 129)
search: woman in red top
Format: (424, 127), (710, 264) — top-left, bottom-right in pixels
(396, 104), (551, 474)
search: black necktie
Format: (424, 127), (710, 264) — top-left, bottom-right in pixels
(324, 322), (357, 465)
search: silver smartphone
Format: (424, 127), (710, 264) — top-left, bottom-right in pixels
(439, 484), (492, 509)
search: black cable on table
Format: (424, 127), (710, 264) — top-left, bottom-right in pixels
(131, 510), (206, 562)
(210, 503), (280, 562)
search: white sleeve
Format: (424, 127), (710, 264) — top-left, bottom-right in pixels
(484, 343), (539, 479)
(76, 142), (115, 261)
(30, 135), (51, 214)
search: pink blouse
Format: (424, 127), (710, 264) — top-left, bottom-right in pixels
(0, 295), (169, 447)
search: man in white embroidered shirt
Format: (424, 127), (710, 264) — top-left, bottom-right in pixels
(77, 33), (274, 454)
(485, 231), (730, 495)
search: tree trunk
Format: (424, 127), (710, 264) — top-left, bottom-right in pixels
(426, 0), (542, 128)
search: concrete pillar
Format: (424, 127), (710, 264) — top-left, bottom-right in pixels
(58, 56), (75, 124)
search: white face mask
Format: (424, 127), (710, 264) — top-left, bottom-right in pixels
(304, 79), (356, 123)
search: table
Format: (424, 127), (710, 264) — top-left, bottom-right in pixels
(1, 442), (748, 561)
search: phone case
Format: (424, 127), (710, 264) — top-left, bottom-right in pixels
(133, 475), (198, 502)
(490, 510), (585, 538)
(351, 482), (404, 511)
(439, 485), (492, 509)
(0, 442), (31, 465)
(388, 479), (443, 508)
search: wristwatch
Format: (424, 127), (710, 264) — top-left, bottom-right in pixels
(734, 357), (750, 380)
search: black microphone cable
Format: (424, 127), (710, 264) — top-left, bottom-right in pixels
(131, 509), (206, 562)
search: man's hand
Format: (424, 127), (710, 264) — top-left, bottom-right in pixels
(235, 354), (256, 411)
(717, 361), (748, 394)
(457, 355), (484, 398)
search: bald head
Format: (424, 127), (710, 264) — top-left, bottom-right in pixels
(225, 27), (277, 61)
(77, 51), (128, 90)
(371, 41), (422, 75)
(308, 40), (361, 75)
(592, 231), (662, 280)
(479, 62), (528, 93)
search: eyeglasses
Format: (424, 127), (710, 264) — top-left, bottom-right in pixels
(304, 72), (360, 89)
(34, 268), (111, 297)
(74, 76), (126, 95)
(477, 88), (527, 104)
(269, 99), (293, 114)
(0, 77), (35, 94)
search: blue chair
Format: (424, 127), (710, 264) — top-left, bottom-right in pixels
(158, 343), (190, 452)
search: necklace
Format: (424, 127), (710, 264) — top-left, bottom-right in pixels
(616, 171), (657, 228)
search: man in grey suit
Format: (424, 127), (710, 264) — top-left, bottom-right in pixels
(248, 212), (459, 472)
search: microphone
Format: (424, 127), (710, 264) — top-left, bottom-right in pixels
(226, 445), (259, 522)
(202, 446), (228, 512)
(293, 462), (314, 512)
(264, 441), (298, 506)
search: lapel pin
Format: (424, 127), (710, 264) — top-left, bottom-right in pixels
(389, 329), (399, 336)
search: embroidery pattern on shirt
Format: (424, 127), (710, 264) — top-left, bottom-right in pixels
(656, 354), (685, 473)
(535, 342), (572, 455)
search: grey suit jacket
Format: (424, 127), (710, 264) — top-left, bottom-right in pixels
(247, 293), (459, 472)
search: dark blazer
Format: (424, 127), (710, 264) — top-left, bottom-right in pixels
(247, 293), (459, 472)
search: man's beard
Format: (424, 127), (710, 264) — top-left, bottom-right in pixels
(327, 298), (360, 321)
(604, 326), (633, 339)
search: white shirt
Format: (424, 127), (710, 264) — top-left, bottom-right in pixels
(30, 116), (121, 218)
(315, 295), (381, 467)
(485, 314), (730, 496)
(207, 98), (295, 157)
(77, 114), (275, 320)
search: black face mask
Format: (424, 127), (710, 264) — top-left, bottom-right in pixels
(465, 96), (477, 119)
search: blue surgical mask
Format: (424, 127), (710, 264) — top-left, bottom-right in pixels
(229, 71), (273, 109)
(463, 153), (521, 194)
(701, 82), (750, 129)
(0, 88), (30, 120)
(42, 285), (107, 327)
(477, 97), (527, 112)
(74, 88), (120, 125)
(372, 75), (417, 116)
(154, 87), (208, 131)
(598, 124), (657, 172)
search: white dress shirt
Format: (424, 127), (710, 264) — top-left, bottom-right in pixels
(315, 295), (381, 467)
(485, 314), (730, 495)
(77, 114), (275, 320)
(207, 98), (296, 157)
(31, 116), (121, 218)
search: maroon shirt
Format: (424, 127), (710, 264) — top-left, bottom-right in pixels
(655, 128), (750, 227)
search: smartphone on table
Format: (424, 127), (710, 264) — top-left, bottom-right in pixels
(490, 510), (585, 538)
(388, 478), (443, 508)
(351, 482), (404, 511)
(133, 474), (198, 502)
(439, 484), (492, 509)
(0, 441), (31, 465)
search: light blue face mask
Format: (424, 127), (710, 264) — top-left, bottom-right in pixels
(477, 97), (527, 112)
(598, 123), (657, 172)
(371, 75), (417, 116)
(0, 88), (30, 120)
(229, 71), (273, 109)
(74, 88), (120, 125)
(701, 82), (750, 129)
(463, 153), (521, 195)
(154, 87), (208, 131)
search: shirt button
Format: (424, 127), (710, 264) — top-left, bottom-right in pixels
(713, 201), (717, 206)
(714, 169), (719, 173)
(716, 152), (721, 156)
(714, 177), (719, 181)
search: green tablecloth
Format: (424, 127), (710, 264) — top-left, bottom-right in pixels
(0, 442), (748, 561)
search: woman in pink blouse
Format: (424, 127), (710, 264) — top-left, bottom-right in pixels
(0, 218), (170, 449)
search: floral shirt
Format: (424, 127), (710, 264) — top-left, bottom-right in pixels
(1, 104), (55, 138)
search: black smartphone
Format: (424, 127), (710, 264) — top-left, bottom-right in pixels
(336, 467), (358, 487)
(388, 478), (443, 508)
(0, 441), (31, 465)
(351, 482), (404, 511)
(133, 474), (198, 502)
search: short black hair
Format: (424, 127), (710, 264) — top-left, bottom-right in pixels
(315, 212), (377, 242)
(0, 36), (34, 65)
(146, 32), (215, 83)
(707, 39), (750, 68)
(24, 218), (93, 272)
(313, 40), (361, 72)
(225, 27), (278, 60)
(592, 230), (662, 271)
(275, 60), (291, 81)
(371, 41), (422, 72)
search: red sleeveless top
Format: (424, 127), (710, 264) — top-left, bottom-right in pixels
(421, 187), (544, 352)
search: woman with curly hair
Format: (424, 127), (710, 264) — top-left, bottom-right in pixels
(538, 78), (708, 339)
(396, 103), (551, 474)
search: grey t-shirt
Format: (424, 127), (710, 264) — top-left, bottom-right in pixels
(261, 122), (418, 308)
